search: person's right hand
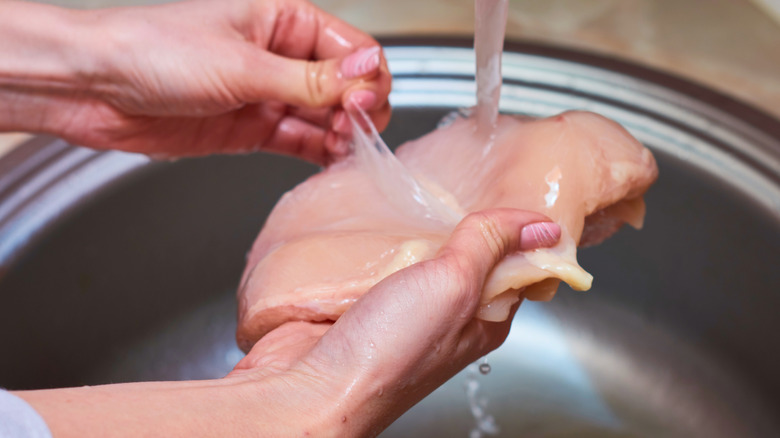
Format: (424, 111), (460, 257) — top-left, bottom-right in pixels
(230, 209), (562, 436)
(0, 0), (391, 163)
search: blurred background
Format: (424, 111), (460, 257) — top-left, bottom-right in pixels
(2, 0), (779, 152)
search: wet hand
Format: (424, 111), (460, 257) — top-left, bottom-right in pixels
(229, 209), (562, 436)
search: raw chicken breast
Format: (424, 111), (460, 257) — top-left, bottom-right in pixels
(236, 110), (658, 351)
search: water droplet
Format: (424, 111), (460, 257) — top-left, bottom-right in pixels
(479, 363), (491, 375)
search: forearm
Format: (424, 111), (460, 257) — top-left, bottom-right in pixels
(0, 1), (100, 134)
(13, 374), (332, 437)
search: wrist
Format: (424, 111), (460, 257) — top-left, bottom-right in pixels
(0, 1), (102, 133)
(228, 371), (344, 437)
(270, 361), (397, 437)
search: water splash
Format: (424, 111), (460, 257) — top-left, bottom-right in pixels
(474, 0), (509, 131)
(479, 359), (492, 375)
(465, 360), (499, 438)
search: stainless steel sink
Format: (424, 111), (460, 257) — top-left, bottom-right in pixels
(1, 39), (779, 437)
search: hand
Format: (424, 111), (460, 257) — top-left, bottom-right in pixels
(0, 0), (391, 163)
(16, 210), (560, 437)
(229, 209), (562, 436)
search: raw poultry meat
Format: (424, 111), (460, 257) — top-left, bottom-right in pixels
(235, 109), (658, 352)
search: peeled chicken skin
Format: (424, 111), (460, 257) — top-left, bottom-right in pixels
(236, 111), (658, 351)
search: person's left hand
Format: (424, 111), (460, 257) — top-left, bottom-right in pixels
(5, 0), (391, 163)
(15, 209), (561, 437)
(229, 209), (562, 436)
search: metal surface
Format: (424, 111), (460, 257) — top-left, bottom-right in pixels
(1, 40), (779, 436)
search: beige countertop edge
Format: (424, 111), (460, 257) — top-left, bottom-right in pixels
(0, 133), (33, 160)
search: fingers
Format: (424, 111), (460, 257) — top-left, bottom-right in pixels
(290, 209), (562, 433)
(435, 209), (561, 300)
(240, 44), (386, 108)
(237, 0), (393, 137)
(308, 6), (379, 59)
(341, 94), (392, 134)
(262, 115), (351, 165)
(237, 42), (392, 143)
(337, 48), (393, 134)
(307, 209), (561, 366)
(256, 0), (393, 134)
(259, 0), (380, 60)
(271, 106), (352, 160)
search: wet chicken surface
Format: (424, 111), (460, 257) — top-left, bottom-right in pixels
(236, 110), (658, 351)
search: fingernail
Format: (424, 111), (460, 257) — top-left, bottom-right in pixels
(347, 89), (377, 111)
(341, 46), (381, 79)
(520, 222), (561, 250)
(332, 110), (351, 134)
(325, 131), (350, 156)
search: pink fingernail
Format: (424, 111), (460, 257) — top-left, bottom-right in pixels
(347, 89), (377, 111)
(332, 110), (351, 134)
(520, 222), (561, 250)
(341, 46), (381, 79)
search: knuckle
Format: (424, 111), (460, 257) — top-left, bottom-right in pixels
(431, 255), (481, 317)
(465, 211), (507, 260)
(433, 255), (472, 293)
(304, 61), (328, 107)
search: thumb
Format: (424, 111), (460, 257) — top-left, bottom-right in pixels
(289, 209), (562, 433)
(241, 45), (383, 108)
(435, 209), (562, 300)
(307, 209), (562, 368)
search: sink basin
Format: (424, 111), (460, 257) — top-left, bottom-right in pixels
(1, 39), (778, 437)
